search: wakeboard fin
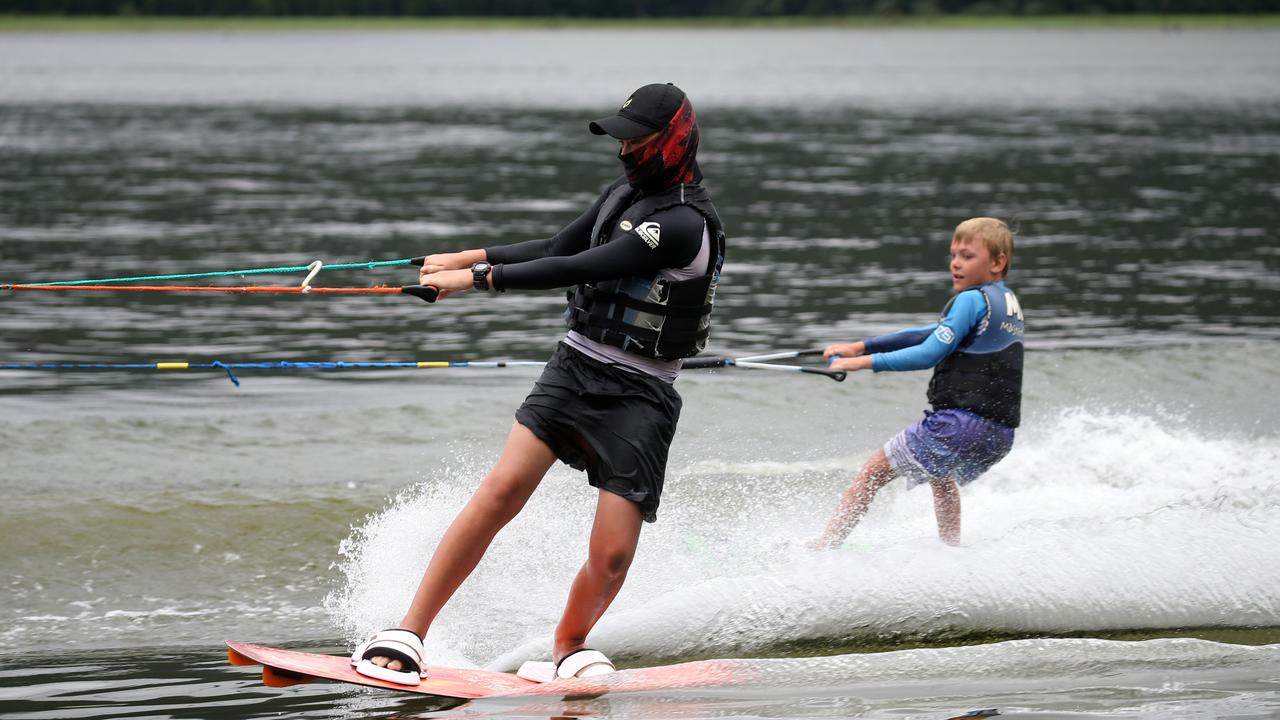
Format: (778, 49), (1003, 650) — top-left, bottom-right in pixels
(227, 647), (257, 667)
(262, 664), (317, 688)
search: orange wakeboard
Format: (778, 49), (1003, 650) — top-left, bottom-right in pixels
(228, 640), (1000, 718)
(226, 641), (535, 699)
(227, 640), (754, 700)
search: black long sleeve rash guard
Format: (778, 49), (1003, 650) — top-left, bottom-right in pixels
(484, 190), (707, 292)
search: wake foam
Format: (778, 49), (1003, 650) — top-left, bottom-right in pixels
(330, 408), (1280, 668)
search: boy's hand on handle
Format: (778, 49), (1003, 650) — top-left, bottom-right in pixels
(824, 340), (865, 363)
(823, 341), (864, 361)
(829, 355), (873, 372)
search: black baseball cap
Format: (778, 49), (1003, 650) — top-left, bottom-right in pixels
(589, 83), (687, 140)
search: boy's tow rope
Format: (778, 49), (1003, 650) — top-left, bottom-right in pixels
(0, 351), (845, 387)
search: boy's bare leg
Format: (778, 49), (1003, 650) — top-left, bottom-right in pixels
(553, 489), (644, 663)
(812, 449), (896, 549)
(369, 423), (557, 672)
(929, 476), (961, 546)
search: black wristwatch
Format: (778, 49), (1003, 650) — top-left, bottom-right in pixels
(471, 262), (492, 291)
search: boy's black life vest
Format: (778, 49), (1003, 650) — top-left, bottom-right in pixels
(926, 282), (1025, 428)
(565, 177), (725, 361)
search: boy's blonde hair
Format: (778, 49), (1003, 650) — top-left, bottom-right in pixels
(954, 217), (1014, 276)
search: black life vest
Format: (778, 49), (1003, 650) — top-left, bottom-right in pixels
(926, 282), (1025, 428)
(564, 177), (725, 361)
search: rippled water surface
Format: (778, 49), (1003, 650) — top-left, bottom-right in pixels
(1, 27), (1278, 720)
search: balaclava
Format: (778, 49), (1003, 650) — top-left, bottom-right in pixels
(619, 97), (702, 192)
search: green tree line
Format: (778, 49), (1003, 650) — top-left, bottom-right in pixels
(2, 0), (1274, 14)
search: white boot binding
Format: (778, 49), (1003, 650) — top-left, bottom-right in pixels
(556, 649), (615, 679)
(350, 628), (428, 685)
(516, 648), (615, 683)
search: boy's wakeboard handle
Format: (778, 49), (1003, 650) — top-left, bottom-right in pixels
(681, 351), (847, 382)
(802, 366), (847, 381)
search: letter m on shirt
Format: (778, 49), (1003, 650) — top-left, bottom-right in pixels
(1004, 291), (1024, 321)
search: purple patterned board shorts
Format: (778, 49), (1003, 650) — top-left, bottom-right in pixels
(885, 408), (1014, 488)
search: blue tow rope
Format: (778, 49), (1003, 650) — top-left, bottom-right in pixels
(0, 360), (547, 387)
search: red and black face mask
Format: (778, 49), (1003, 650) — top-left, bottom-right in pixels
(619, 98), (701, 191)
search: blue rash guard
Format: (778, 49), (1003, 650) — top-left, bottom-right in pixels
(864, 280), (1025, 427)
(866, 288), (990, 372)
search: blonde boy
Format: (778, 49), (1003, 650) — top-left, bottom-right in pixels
(813, 218), (1023, 547)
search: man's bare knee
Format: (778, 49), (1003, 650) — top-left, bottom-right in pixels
(472, 473), (534, 521)
(589, 545), (634, 580)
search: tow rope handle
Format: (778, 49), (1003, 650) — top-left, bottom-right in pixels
(400, 285), (439, 303)
(404, 257), (441, 303)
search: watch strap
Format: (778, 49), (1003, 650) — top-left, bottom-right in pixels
(472, 262), (490, 291)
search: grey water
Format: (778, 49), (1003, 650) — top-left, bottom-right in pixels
(1, 27), (1279, 720)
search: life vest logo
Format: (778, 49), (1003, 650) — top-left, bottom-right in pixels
(634, 221), (661, 248)
(934, 325), (956, 345)
(619, 220), (633, 232)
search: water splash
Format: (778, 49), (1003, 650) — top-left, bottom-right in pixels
(330, 407), (1280, 669)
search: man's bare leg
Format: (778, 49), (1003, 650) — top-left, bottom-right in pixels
(812, 449), (896, 549)
(552, 489), (644, 663)
(369, 423), (556, 672)
(929, 476), (961, 546)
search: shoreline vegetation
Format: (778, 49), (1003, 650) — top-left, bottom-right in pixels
(2, 13), (1279, 31)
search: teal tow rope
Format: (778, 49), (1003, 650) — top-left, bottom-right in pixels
(6, 258), (418, 288)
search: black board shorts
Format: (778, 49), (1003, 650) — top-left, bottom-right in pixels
(514, 342), (682, 523)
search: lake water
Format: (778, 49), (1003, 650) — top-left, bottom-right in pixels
(1, 27), (1279, 720)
